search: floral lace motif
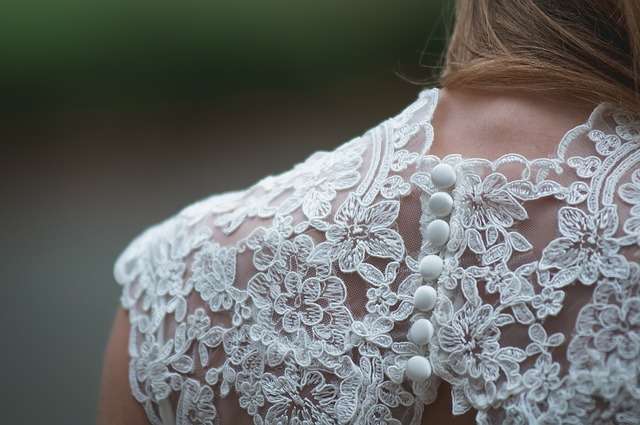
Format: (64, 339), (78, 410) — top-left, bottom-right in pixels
(115, 88), (640, 424)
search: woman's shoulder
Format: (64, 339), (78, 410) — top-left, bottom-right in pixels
(108, 86), (640, 425)
(110, 87), (441, 424)
(113, 88), (441, 292)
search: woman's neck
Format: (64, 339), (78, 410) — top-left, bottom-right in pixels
(430, 87), (597, 159)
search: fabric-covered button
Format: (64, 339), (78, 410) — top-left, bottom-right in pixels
(406, 355), (432, 382)
(414, 285), (437, 311)
(425, 219), (450, 246)
(428, 192), (453, 217)
(419, 255), (444, 281)
(431, 163), (456, 189)
(408, 318), (434, 346)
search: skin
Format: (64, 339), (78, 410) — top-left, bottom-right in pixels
(98, 309), (148, 425)
(98, 88), (595, 425)
(431, 87), (595, 160)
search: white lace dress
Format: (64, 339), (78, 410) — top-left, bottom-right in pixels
(114, 88), (640, 425)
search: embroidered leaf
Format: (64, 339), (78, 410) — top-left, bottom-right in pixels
(512, 303), (535, 324)
(495, 313), (515, 327)
(549, 266), (581, 288)
(335, 397), (357, 424)
(384, 261), (400, 281)
(199, 342), (209, 368)
(486, 225), (499, 246)
(405, 255), (418, 271)
(451, 386), (472, 414)
(410, 172), (435, 193)
(392, 301), (413, 321)
(357, 263), (386, 286)
(498, 347), (527, 362)
(505, 180), (535, 200)
(434, 295), (453, 323)
(509, 232), (533, 252)
(294, 221), (310, 233)
(386, 365), (405, 384)
(378, 381), (404, 407)
(467, 228), (486, 254)
(200, 327), (225, 348)
(547, 332), (565, 347)
(482, 243), (508, 265)
(565, 181), (590, 204)
(171, 355), (193, 374)
(175, 323), (187, 352)
(536, 180), (562, 197)
(461, 275), (481, 305)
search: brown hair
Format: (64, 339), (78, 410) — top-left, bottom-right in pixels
(440, 0), (640, 111)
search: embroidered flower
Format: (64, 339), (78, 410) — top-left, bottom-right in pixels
(522, 354), (562, 402)
(236, 352), (266, 416)
(187, 308), (211, 340)
(238, 381), (264, 416)
(351, 314), (394, 356)
(438, 304), (502, 380)
(140, 242), (186, 299)
(245, 215), (295, 272)
(273, 274), (346, 334)
(568, 295), (640, 373)
(261, 365), (337, 425)
(365, 284), (399, 315)
(613, 110), (640, 142)
(190, 242), (246, 312)
(248, 233), (352, 363)
(593, 263), (640, 305)
(457, 173), (528, 230)
(532, 287), (565, 319)
(589, 129), (622, 156)
(276, 139), (365, 219)
(436, 258), (466, 291)
(540, 206), (629, 285)
(481, 261), (530, 303)
(177, 379), (217, 425)
(222, 325), (254, 365)
(593, 298), (640, 359)
(310, 195), (404, 272)
(133, 336), (177, 402)
(563, 355), (640, 425)
(437, 303), (528, 409)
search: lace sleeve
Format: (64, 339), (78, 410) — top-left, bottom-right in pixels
(113, 88), (441, 425)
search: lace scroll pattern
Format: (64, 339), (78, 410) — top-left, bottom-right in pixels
(114, 88), (640, 425)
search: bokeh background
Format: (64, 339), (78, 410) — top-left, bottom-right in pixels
(2, 1), (450, 423)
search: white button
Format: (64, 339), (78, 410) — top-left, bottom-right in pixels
(426, 219), (450, 246)
(419, 255), (444, 281)
(414, 285), (437, 311)
(428, 192), (453, 217)
(408, 319), (434, 346)
(406, 355), (432, 382)
(431, 163), (456, 189)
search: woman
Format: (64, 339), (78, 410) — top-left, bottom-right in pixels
(98, 1), (640, 424)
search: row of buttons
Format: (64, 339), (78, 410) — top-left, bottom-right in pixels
(406, 163), (456, 383)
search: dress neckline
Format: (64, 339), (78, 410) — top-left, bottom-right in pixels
(419, 86), (611, 164)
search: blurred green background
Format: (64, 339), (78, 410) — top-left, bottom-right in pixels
(0, 0), (448, 112)
(1, 1), (450, 424)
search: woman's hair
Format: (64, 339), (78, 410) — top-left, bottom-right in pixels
(440, 0), (640, 111)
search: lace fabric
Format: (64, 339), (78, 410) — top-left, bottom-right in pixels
(114, 87), (640, 425)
